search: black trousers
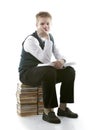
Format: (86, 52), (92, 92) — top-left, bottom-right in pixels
(19, 66), (75, 108)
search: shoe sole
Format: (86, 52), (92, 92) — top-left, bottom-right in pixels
(57, 113), (78, 118)
(43, 117), (61, 124)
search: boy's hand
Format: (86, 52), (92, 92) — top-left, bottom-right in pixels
(37, 27), (49, 40)
(52, 60), (64, 69)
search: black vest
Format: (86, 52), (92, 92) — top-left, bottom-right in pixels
(18, 31), (54, 72)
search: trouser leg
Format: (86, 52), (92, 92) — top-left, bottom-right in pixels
(41, 67), (58, 108)
(56, 66), (75, 103)
(20, 66), (58, 108)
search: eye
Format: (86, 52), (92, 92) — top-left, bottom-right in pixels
(40, 23), (44, 25)
(47, 23), (49, 25)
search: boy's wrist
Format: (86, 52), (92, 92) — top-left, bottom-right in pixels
(58, 59), (65, 65)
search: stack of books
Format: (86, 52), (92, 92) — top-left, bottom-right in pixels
(37, 87), (44, 115)
(16, 83), (44, 116)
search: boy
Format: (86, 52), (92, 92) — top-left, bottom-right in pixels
(18, 11), (78, 124)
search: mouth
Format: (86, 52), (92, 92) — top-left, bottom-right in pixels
(44, 28), (48, 31)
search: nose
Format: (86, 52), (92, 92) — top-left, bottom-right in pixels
(43, 23), (47, 27)
(44, 24), (49, 29)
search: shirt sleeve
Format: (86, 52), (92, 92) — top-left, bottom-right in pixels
(24, 36), (53, 64)
(53, 43), (66, 62)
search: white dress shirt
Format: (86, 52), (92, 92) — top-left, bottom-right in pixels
(24, 35), (65, 67)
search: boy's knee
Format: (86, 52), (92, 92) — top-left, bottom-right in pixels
(67, 66), (75, 74)
(46, 66), (56, 75)
(44, 66), (56, 80)
(66, 66), (75, 80)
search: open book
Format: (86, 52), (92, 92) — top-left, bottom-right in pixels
(38, 62), (76, 67)
(64, 62), (76, 67)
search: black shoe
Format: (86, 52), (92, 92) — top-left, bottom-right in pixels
(57, 107), (78, 118)
(42, 111), (61, 124)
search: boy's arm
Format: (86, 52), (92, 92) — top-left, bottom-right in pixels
(53, 44), (66, 62)
(24, 35), (53, 64)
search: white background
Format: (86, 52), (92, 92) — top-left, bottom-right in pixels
(0, 0), (95, 130)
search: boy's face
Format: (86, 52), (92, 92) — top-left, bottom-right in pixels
(36, 17), (51, 34)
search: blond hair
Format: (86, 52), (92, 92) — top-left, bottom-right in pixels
(36, 11), (52, 21)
